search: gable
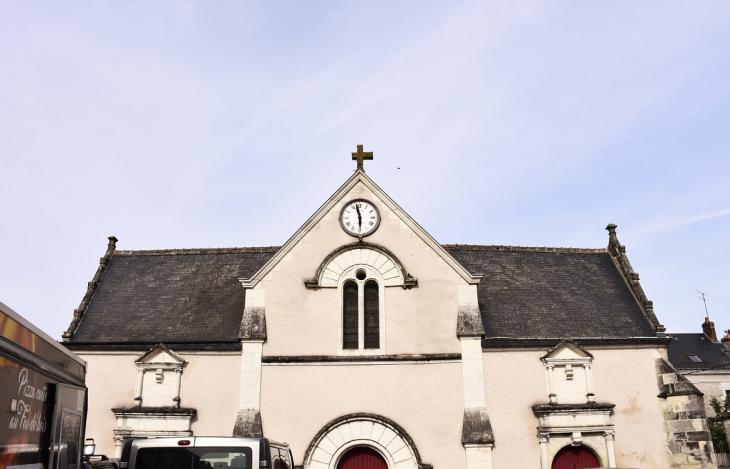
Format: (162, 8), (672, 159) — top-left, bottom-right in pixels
(240, 172), (481, 289)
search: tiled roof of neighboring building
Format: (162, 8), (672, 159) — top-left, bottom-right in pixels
(68, 247), (279, 345)
(444, 245), (658, 340)
(667, 333), (730, 371)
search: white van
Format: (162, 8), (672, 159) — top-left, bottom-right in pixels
(118, 437), (293, 469)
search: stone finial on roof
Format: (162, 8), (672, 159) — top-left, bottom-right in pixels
(62, 236), (118, 341)
(605, 224), (666, 333)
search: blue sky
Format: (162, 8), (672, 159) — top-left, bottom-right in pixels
(1, 1), (728, 339)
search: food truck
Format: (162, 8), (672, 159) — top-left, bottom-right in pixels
(1, 301), (87, 469)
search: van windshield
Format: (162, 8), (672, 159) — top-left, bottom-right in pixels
(135, 447), (253, 469)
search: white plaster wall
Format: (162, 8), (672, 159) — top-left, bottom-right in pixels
(482, 350), (544, 469)
(483, 347), (671, 469)
(79, 352), (241, 456)
(78, 353), (138, 456)
(686, 374), (730, 416)
(259, 362), (465, 468)
(182, 354), (241, 436)
(260, 182), (465, 357)
(592, 348), (670, 469)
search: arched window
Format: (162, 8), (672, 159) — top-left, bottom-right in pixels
(341, 270), (383, 352)
(343, 281), (359, 349)
(364, 281), (379, 349)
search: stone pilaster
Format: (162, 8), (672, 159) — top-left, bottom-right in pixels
(234, 287), (266, 437)
(113, 435), (124, 459)
(233, 340), (264, 438)
(460, 334), (494, 469)
(457, 284), (493, 466)
(537, 433), (549, 469)
(464, 443), (493, 469)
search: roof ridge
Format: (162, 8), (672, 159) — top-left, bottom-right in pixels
(115, 246), (281, 256)
(442, 244), (606, 254)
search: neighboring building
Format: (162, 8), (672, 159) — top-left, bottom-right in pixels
(668, 318), (730, 417)
(62, 149), (718, 469)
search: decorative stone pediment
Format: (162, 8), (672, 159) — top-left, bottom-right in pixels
(541, 339), (593, 363)
(134, 344), (186, 408)
(542, 340), (596, 405)
(136, 343), (186, 367)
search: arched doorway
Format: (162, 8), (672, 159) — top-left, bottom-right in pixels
(551, 445), (601, 469)
(303, 413), (425, 469)
(337, 447), (388, 469)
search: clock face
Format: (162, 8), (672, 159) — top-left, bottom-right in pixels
(340, 199), (381, 237)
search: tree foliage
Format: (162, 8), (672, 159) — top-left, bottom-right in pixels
(709, 394), (730, 440)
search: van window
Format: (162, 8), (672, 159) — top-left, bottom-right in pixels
(136, 448), (193, 469)
(196, 449), (251, 469)
(275, 449), (290, 469)
(135, 448), (252, 469)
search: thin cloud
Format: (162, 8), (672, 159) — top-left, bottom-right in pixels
(628, 208), (730, 237)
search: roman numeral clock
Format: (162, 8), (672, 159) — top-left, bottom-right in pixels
(340, 199), (381, 238)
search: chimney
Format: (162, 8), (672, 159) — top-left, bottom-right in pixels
(702, 317), (717, 342)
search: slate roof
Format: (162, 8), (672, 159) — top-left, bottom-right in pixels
(68, 248), (278, 347)
(666, 333), (730, 371)
(444, 245), (658, 340)
(67, 243), (660, 348)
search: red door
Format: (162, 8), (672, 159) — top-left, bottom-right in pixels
(551, 445), (601, 469)
(337, 447), (388, 469)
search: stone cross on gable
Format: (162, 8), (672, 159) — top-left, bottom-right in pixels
(352, 145), (373, 172)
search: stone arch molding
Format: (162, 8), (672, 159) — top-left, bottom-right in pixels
(305, 242), (417, 290)
(303, 413), (430, 469)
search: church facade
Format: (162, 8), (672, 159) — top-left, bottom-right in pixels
(63, 149), (717, 469)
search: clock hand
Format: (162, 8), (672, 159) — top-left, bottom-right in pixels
(355, 204), (362, 228)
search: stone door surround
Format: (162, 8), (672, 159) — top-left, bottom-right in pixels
(303, 413), (431, 469)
